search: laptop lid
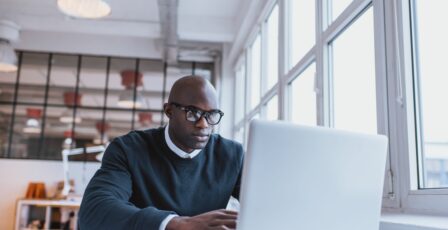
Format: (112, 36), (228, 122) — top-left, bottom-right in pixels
(237, 120), (388, 230)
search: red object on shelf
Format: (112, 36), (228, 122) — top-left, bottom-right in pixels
(64, 130), (75, 138)
(138, 112), (153, 126)
(26, 108), (42, 119)
(120, 70), (143, 89)
(63, 92), (82, 106)
(95, 121), (110, 133)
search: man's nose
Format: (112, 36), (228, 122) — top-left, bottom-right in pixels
(195, 115), (209, 129)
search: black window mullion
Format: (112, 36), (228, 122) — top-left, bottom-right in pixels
(161, 62), (168, 126)
(131, 59), (140, 131)
(100, 57), (111, 144)
(37, 53), (53, 157)
(7, 51), (23, 158)
(70, 55), (82, 151)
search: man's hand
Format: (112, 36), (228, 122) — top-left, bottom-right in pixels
(166, 209), (238, 230)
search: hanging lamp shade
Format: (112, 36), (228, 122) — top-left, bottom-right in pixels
(57, 0), (111, 19)
(23, 108), (42, 134)
(0, 20), (20, 72)
(93, 121), (110, 144)
(60, 92), (82, 123)
(138, 112), (153, 127)
(118, 70), (144, 108)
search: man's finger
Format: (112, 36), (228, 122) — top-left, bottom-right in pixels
(210, 219), (237, 228)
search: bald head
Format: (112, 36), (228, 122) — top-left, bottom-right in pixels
(168, 75), (218, 109)
(163, 75), (220, 152)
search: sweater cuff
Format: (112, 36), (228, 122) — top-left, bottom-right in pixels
(137, 207), (176, 230)
(159, 214), (178, 230)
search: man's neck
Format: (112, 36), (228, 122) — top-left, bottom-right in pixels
(164, 123), (201, 159)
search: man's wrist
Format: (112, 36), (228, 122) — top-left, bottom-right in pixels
(166, 216), (187, 230)
(160, 214), (178, 230)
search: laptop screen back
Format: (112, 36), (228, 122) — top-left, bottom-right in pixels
(237, 120), (388, 230)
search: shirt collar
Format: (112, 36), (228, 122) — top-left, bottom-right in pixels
(164, 123), (201, 159)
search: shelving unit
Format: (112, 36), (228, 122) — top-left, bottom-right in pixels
(15, 199), (80, 230)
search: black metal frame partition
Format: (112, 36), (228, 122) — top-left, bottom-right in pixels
(0, 50), (205, 161)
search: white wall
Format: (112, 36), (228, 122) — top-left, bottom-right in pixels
(14, 30), (163, 59)
(0, 159), (100, 230)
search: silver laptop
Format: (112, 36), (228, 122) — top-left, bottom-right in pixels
(237, 120), (388, 230)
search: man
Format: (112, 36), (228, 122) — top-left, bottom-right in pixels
(78, 76), (244, 230)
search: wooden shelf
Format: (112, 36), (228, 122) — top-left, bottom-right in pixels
(15, 199), (81, 230)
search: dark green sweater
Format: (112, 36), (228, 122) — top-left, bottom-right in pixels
(78, 127), (244, 230)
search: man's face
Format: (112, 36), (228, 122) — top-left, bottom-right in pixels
(164, 94), (220, 152)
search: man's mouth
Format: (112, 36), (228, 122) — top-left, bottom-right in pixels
(192, 134), (209, 142)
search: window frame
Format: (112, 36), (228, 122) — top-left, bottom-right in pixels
(387, 0), (448, 214)
(231, 0), (448, 215)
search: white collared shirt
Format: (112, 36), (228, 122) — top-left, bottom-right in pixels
(164, 123), (201, 159)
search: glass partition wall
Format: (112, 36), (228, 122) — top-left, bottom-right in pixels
(0, 51), (214, 161)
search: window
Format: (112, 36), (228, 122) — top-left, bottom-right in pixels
(231, 0), (448, 216)
(235, 63), (246, 124)
(265, 5), (279, 90)
(249, 34), (261, 110)
(289, 0), (315, 68)
(265, 95), (278, 121)
(330, 7), (377, 134)
(289, 63), (317, 125)
(412, 0), (448, 189)
(330, 0), (354, 21)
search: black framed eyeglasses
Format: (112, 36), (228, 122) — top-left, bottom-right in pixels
(170, 102), (224, 125)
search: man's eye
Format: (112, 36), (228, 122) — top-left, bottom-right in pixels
(187, 109), (200, 116)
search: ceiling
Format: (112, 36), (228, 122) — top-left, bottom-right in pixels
(0, 0), (244, 43)
(0, 0), (248, 148)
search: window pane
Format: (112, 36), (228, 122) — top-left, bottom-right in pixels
(105, 109), (133, 140)
(0, 105), (13, 157)
(266, 5), (279, 90)
(134, 110), (162, 130)
(0, 57), (17, 103)
(331, 8), (377, 134)
(265, 95), (278, 120)
(290, 0), (315, 68)
(41, 106), (75, 160)
(235, 64), (246, 123)
(249, 35), (261, 110)
(17, 53), (50, 104)
(290, 63), (317, 125)
(414, 0), (448, 188)
(331, 0), (353, 21)
(48, 54), (78, 105)
(79, 56), (108, 108)
(108, 58), (137, 109)
(140, 60), (164, 111)
(10, 105), (44, 159)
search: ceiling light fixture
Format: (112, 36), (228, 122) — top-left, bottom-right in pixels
(118, 70), (144, 109)
(57, 0), (111, 19)
(0, 20), (20, 72)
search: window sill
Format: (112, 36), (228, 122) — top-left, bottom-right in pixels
(381, 212), (448, 230)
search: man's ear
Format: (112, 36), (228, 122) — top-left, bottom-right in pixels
(163, 103), (172, 118)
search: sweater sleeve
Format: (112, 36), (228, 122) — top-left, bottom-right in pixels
(78, 140), (175, 230)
